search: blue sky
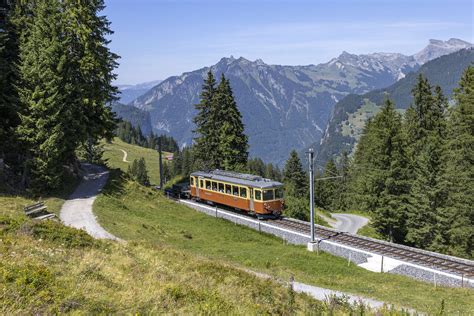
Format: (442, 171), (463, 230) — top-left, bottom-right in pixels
(104, 0), (473, 84)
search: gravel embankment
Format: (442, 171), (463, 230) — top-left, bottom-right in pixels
(179, 199), (473, 288)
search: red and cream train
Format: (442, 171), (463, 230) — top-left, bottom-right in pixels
(190, 170), (284, 218)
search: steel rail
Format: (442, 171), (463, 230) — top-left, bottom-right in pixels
(270, 218), (474, 277)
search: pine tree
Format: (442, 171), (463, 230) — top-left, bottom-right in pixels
(62, 0), (118, 149)
(333, 151), (351, 211)
(349, 99), (410, 242)
(128, 157), (149, 185)
(374, 101), (410, 243)
(314, 159), (338, 210)
(442, 66), (474, 258)
(0, 1), (21, 169)
(193, 72), (248, 171)
(283, 150), (307, 198)
(193, 70), (217, 169)
(77, 138), (106, 165)
(217, 76), (248, 170)
(405, 75), (448, 249)
(16, 0), (71, 192)
(0, 29), (16, 158)
(172, 149), (183, 176)
(181, 147), (193, 176)
(265, 163), (282, 181)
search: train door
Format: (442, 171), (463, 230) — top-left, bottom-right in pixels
(197, 177), (202, 199)
(249, 188), (255, 212)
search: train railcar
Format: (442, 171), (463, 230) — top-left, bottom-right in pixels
(189, 170), (284, 217)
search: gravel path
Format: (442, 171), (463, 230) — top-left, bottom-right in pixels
(119, 149), (129, 162)
(331, 213), (369, 234)
(60, 163), (121, 241)
(245, 269), (416, 313)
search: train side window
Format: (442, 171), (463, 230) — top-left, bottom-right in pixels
(240, 187), (247, 198)
(255, 190), (262, 201)
(190, 177), (194, 186)
(225, 184), (231, 194)
(232, 185), (239, 196)
(263, 189), (274, 201)
(218, 182), (224, 192)
(206, 180), (211, 190)
(212, 181), (217, 191)
(200, 180), (204, 188)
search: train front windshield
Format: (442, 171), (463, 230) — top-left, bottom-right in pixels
(262, 187), (284, 201)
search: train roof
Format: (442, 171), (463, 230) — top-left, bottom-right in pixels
(191, 170), (283, 189)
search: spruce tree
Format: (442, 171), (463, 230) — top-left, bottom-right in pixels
(217, 76), (249, 170)
(333, 151), (351, 211)
(349, 99), (410, 242)
(442, 66), (474, 258)
(193, 70), (217, 169)
(16, 0), (71, 191)
(62, 0), (118, 148)
(0, 1), (21, 169)
(128, 157), (149, 186)
(283, 150), (307, 198)
(0, 29), (16, 159)
(181, 148), (193, 176)
(405, 75), (448, 249)
(314, 158), (338, 210)
(265, 163), (281, 181)
(374, 100), (410, 242)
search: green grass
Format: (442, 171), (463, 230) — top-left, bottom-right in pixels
(93, 171), (474, 315)
(2, 187), (373, 314)
(102, 138), (169, 185)
(0, 172), (79, 216)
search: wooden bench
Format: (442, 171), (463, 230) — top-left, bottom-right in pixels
(24, 202), (57, 220)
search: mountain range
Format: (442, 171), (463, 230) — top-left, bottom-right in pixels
(315, 47), (474, 164)
(117, 80), (162, 104)
(115, 38), (472, 165)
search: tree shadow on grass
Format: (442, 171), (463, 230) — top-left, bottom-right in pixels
(99, 168), (127, 198)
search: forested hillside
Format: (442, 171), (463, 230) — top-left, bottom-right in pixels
(0, 0), (117, 193)
(112, 102), (153, 135)
(317, 48), (474, 163)
(316, 68), (474, 258)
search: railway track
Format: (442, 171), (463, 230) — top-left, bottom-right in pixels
(173, 196), (474, 281)
(269, 218), (474, 278)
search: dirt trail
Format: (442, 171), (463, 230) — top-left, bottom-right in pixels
(119, 149), (129, 162)
(60, 163), (121, 241)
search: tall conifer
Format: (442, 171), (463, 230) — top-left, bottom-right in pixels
(16, 0), (70, 191)
(349, 99), (410, 242)
(283, 150), (307, 198)
(193, 70), (217, 169)
(405, 75), (448, 249)
(218, 76), (248, 170)
(62, 0), (118, 153)
(442, 66), (474, 258)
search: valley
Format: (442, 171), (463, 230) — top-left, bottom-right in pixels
(116, 39), (472, 165)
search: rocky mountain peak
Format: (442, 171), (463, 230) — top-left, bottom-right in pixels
(415, 38), (473, 64)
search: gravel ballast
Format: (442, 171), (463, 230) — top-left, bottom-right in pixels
(180, 199), (474, 288)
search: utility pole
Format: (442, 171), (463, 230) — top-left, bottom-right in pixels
(308, 148), (315, 243)
(158, 137), (163, 189)
(307, 148), (317, 252)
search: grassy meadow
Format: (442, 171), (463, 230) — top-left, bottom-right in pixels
(94, 170), (474, 315)
(102, 137), (169, 185)
(1, 202), (329, 314)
